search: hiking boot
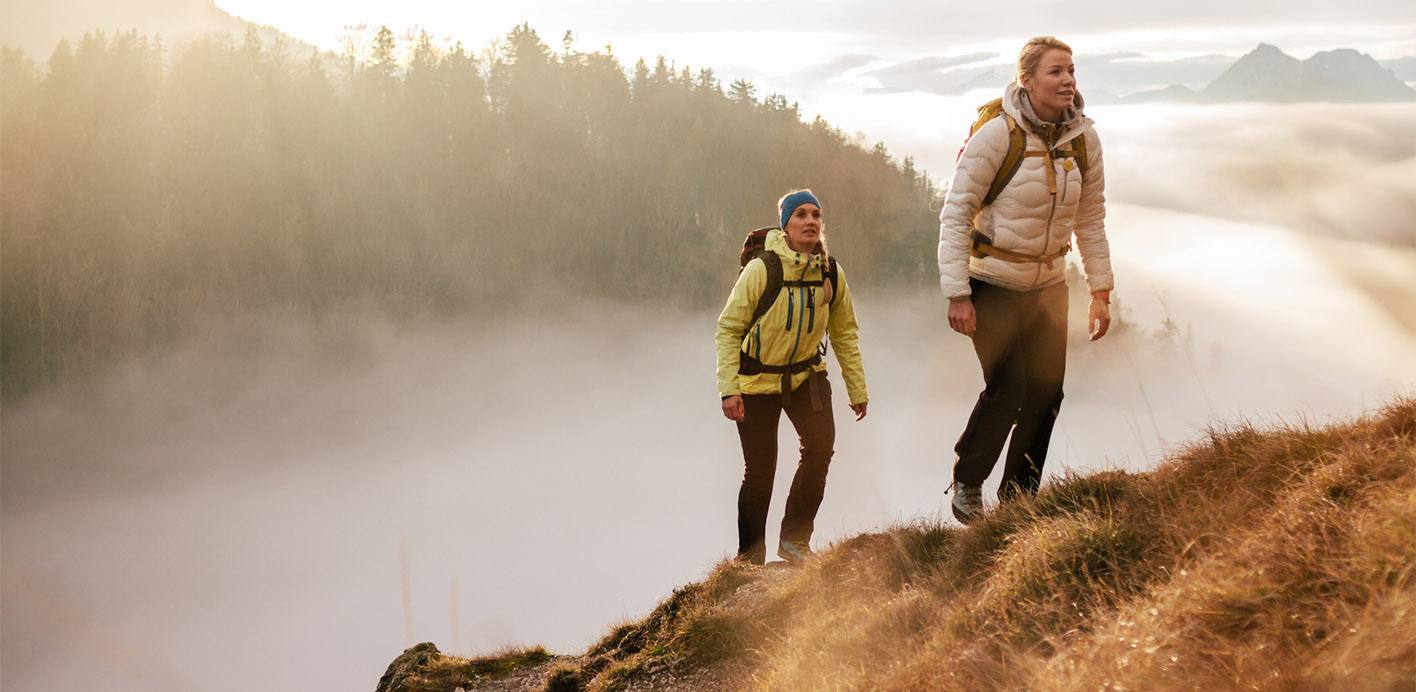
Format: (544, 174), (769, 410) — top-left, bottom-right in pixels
(777, 540), (813, 565)
(951, 482), (984, 525)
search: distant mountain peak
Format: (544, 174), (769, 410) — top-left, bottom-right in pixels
(1202, 43), (1415, 103)
(1308, 48), (1379, 68)
(1116, 43), (1416, 103)
(1233, 42), (1301, 66)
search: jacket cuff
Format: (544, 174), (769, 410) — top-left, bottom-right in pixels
(1085, 273), (1115, 293)
(940, 279), (972, 300)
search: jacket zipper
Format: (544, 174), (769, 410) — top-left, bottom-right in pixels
(806, 262), (818, 332)
(784, 263), (808, 366)
(1038, 145), (1059, 285)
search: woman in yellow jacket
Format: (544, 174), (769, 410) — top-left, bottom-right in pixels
(716, 189), (869, 565)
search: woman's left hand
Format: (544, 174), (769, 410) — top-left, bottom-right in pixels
(850, 401), (868, 421)
(1088, 294), (1111, 341)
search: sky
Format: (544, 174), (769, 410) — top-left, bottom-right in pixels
(213, 0), (1416, 70)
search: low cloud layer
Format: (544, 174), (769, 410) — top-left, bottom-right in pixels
(786, 53), (880, 83)
(813, 96), (1416, 252)
(5, 229), (1414, 689)
(1096, 101), (1416, 248)
(4, 104), (1416, 691)
(849, 51), (1235, 98)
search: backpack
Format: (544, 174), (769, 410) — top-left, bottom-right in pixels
(960, 98), (1089, 207)
(738, 227), (838, 334)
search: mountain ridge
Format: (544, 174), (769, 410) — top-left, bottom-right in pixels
(1124, 43), (1415, 103)
(0, 0), (315, 62)
(377, 397), (1416, 690)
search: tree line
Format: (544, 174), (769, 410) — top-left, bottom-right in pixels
(0, 24), (940, 398)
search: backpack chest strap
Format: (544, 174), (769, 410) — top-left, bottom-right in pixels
(1024, 144), (1086, 195)
(1024, 150), (1058, 194)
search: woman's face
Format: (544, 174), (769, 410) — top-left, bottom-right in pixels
(783, 203), (824, 252)
(1022, 48), (1076, 117)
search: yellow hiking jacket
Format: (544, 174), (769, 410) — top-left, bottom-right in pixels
(715, 230), (868, 406)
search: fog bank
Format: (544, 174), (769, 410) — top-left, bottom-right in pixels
(4, 203), (1414, 689)
(809, 95), (1416, 248)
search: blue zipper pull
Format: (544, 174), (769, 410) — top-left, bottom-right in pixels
(807, 286), (816, 332)
(785, 289), (794, 331)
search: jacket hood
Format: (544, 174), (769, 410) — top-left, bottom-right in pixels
(766, 228), (828, 274)
(1002, 82), (1093, 148)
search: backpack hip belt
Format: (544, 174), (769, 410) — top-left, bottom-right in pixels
(738, 352), (826, 411)
(970, 229), (1070, 269)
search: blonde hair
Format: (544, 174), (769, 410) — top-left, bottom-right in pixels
(1015, 36), (1073, 85)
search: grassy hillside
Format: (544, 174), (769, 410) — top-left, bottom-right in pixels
(379, 398), (1416, 691)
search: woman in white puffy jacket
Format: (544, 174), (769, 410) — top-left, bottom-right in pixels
(937, 36), (1114, 524)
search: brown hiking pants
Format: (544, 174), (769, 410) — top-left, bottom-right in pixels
(735, 370), (835, 564)
(954, 278), (1068, 499)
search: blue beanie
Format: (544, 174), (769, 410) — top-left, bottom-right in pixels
(778, 190), (822, 231)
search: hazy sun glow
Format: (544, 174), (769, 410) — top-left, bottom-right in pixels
(5, 3), (1416, 691)
(212, 0), (1416, 65)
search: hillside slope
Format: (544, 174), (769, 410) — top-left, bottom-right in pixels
(0, 0), (311, 62)
(0, 26), (936, 400)
(380, 398), (1416, 691)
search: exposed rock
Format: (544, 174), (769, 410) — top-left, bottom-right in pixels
(376, 642), (442, 692)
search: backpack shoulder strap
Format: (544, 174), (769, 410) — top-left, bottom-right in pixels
(826, 257), (840, 308)
(748, 252), (783, 332)
(983, 113), (1027, 207)
(1071, 129), (1089, 178)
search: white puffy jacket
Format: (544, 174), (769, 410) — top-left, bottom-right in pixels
(938, 83), (1114, 299)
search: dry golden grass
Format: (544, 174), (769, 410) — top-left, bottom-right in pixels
(403, 398), (1414, 691)
(551, 398), (1416, 691)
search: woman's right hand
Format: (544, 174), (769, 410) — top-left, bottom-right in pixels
(948, 298), (977, 336)
(722, 395), (745, 422)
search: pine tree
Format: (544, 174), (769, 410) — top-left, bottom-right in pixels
(370, 25), (397, 79)
(727, 78), (756, 104)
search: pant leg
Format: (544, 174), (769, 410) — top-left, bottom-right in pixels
(779, 371), (836, 545)
(999, 282), (1069, 499)
(776, 372), (837, 545)
(736, 394), (783, 563)
(954, 279), (1028, 486)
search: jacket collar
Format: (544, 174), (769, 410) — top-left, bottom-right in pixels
(767, 229), (824, 271)
(1002, 82), (1094, 149)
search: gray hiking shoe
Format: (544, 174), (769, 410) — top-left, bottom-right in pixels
(777, 540), (814, 565)
(951, 482), (984, 525)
